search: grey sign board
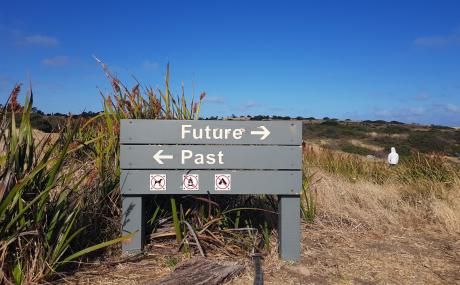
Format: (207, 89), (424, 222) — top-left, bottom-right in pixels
(120, 119), (302, 261)
(121, 145), (301, 170)
(121, 120), (302, 145)
(121, 170), (301, 195)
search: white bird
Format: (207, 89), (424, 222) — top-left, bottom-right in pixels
(387, 147), (399, 166)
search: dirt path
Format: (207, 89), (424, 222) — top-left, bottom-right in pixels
(63, 223), (460, 285)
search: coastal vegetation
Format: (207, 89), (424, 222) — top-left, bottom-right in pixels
(1, 63), (458, 284)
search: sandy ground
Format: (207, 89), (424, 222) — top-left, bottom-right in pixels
(59, 220), (460, 285)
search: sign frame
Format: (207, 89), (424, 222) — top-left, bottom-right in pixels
(120, 119), (301, 261)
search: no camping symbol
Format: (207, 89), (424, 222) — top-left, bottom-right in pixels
(215, 174), (231, 191)
(182, 174), (199, 191)
(150, 174), (166, 191)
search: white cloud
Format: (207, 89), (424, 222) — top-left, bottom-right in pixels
(374, 106), (427, 118)
(370, 103), (460, 126)
(414, 31), (460, 48)
(25, 34), (59, 47)
(42, 55), (69, 66)
(374, 109), (392, 117)
(0, 25), (58, 47)
(414, 92), (430, 101)
(240, 101), (262, 111)
(269, 106), (287, 112)
(142, 60), (159, 71)
(408, 107), (426, 116)
(445, 103), (460, 113)
(206, 96), (225, 104)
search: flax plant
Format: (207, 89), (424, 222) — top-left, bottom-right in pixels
(88, 58), (206, 248)
(0, 86), (130, 284)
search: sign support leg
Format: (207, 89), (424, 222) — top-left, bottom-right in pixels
(121, 196), (145, 254)
(278, 195), (300, 261)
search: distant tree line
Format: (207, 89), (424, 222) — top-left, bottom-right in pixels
(1, 104), (102, 133)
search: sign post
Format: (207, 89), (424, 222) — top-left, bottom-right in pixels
(120, 120), (302, 261)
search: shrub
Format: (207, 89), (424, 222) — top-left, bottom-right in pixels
(371, 136), (412, 156)
(340, 144), (370, 156)
(407, 131), (446, 153)
(30, 113), (53, 132)
(380, 125), (409, 134)
(321, 120), (339, 126)
(0, 87), (128, 284)
(430, 124), (453, 130)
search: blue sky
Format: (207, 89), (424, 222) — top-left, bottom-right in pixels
(0, 1), (459, 126)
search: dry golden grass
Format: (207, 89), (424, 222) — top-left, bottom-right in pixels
(65, 167), (460, 284)
(52, 142), (460, 284)
(349, 139), (384, 152)
(313, 170), (460, 234)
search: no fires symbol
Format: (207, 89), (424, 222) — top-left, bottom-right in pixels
(215, 174), (231, 191)
(183, 174), (199, 191)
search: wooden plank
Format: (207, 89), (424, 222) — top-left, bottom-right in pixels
(120, 120), (302, 145)
(120, 145), (301, 170)
(147, 257), (244, 285)
(121, 170), (301, 195)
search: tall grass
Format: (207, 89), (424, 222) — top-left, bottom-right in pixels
(300, 171), (319, 223)
(303, 146), (460, 186)
(0, 86), (130, 284)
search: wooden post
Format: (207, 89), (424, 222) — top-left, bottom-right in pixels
(278, 195), (300, 261)
(121, 196), (144, 254)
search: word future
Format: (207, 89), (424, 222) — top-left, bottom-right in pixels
(181, 125), (271, 140)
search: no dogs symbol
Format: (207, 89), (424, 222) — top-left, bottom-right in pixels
(215, 174), (231, 191)
(182, 174), (199, 191)
(150, 174), (166, 191)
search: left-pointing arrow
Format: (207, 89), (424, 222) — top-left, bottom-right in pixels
(153, 150), (174, 164)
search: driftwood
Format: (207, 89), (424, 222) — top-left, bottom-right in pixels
(147, 257), (244, 285)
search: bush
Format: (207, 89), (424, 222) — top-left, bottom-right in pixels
(340, 144), (370, 156)
(321, 120), (339, 126)
(380, 125), (409, 134)
(452, 145), (460, 158)
(363, 120), (387, 125)
(430, 124), (453, 130)
(371, 136), (411, 156)
(0, 88), (128, 284)
(30, 113), (53, 132)
(407, 131), (446, 153)
(303, 122), (369, 140)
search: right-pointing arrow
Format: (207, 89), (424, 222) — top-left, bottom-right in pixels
(250, 126), (271, 140)
(153, 150), (174, 164)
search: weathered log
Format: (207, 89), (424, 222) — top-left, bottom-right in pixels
(147, 257), (244, 285)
